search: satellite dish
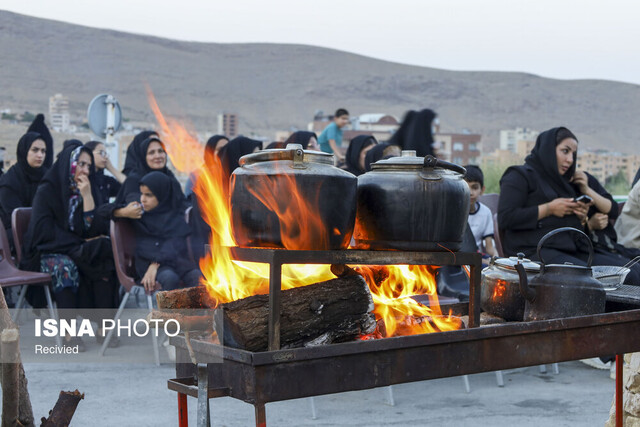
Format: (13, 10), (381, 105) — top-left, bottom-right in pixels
(87, 94), (122, 138)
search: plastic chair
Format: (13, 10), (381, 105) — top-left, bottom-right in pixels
(1, 216), (61, 346)
(479, 193), (500, 216)
(104, 219), (161, 364)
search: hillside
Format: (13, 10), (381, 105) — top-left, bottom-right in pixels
(1, 10), (640, 153)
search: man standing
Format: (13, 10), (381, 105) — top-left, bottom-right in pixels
(318, 108), (349, 162)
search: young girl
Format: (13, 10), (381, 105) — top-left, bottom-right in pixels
(134, 171), (201, 292)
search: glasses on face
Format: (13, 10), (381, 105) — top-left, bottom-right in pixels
(97, 150), (108, 158)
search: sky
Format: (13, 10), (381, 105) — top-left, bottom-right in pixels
(2, 0), (640, 85)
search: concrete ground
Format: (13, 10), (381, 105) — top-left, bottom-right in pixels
(16, 358), (616, 426)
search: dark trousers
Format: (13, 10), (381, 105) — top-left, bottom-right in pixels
(156, 267), (201, 291)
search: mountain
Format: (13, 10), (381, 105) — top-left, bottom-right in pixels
(1, 10), (640, 152)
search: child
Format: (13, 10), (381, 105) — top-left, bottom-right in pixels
(464, 165), (497, 259)
(318, 108), (349, 162)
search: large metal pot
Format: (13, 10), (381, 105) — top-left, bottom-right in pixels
(515, 227), (606, 321)
(354, 152), (469, 251)
(230, 144), (357, 250)
(481, 254), (541, 321)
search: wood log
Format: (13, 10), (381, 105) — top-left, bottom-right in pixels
(2, 329), (20, 427)
(0, 290), (34, 427)
(156, 286), (216, 309)
(214, 275), (376, 351)
(146, 311), (213, 331)
(40, 390), (84, 427)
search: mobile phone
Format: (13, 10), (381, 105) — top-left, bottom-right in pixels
(574, 195), (593, 204)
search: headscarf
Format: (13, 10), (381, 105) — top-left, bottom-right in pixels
(27, 114), (54, 167)
(0, 132), (48, 215)
(205, 135), (228, 157)
(218, 136), (263, 177)
(265, 141), (287, 150)
(137, 171), (190, 238)
(122, 130), (158, 175)
(363, 143), (397, 172)
(345, 135), (377, 175)
(283, 131), (318, 149)
(389, 109), (436, 157)
(524, 127), (578, 198)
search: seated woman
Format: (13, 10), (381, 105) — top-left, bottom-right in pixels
(135, 171), (201, 292)
(283, 131), (320, 150)
(344, 135), (378, 176)
(498, 127), (639, 285)
(85, 140), (126, 205)
(184, 135), (228, 198)
(0, 132), (51, 250)
(21, 144), (118, 350)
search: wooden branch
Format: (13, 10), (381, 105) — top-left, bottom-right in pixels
(214, 275), (376, 351)
(0, 289), (33, 427)
(2, 329), (20, 427)
(146, 311), (213, 331)
(40, 390), (84, 427)
(156, 286), (216, 309)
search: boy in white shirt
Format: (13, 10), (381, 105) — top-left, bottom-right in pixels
(464, 165), (497, 258)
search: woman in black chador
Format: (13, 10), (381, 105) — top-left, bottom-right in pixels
(21, 144), (118, 349)
(388, 109), (438, 157)
(85, 140), (125, 205)
(344, 135), (377, 176)
(498, 127), (639, 284)
(135, 171), (202, 292)
(0, 132), (51, 247)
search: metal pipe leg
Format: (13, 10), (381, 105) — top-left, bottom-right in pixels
(148, 294), (160, 365)
(462, 375), (471, 393)
(495, 371), (504, 387)
(178, 393), (188, 427)
(12, 285), (28, 323)
(552, 363), (560, 374)
(43, 285), (62, 347)
(309, 397), (317, 419)
(255, 403), (266, 427)
(538, 365), (547, 373)
(197, 364), (211, 427)
(100, 292), (129, 356)
(386, 385), (395, 406)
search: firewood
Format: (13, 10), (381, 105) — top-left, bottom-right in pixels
(40, 390), (84, 427)
(213, 275), (376, 351)
(0, 289), (34, 427)
(146, 310), (213, 331)
(2, 329), (20, 427)
(156, 285), (216, 309)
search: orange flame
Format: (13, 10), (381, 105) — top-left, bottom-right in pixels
(147, 92), (461, 336)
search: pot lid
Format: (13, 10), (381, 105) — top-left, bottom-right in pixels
(370, 151), (466, 176)
(239, 144), (334, 167)
(494, 253), (541, 272)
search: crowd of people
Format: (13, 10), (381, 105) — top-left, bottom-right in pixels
(2, 110), (640, 352)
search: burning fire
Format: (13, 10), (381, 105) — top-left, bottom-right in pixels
(148, 92), (462, 337)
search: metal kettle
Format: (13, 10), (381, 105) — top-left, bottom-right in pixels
(515, 227), (606, 321)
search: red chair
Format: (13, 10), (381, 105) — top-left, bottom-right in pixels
(104, 219), (161, 364)
(2, 215), (61, 346)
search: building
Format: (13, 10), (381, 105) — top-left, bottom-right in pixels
(217, 113), (238, 138)
(352, 114), (399, 133)
(435, 132), (482, 165)
(500, 128), (539, 152)
(49, 93), (70, 132)
(577, 150), (640, 185)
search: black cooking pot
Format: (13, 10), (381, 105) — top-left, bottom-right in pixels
(515, 227), (606, 321)
(354, 152), (469, 251)
(230, 144), (357, 250)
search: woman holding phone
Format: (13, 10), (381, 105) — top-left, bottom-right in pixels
(498, 127), (639, 285)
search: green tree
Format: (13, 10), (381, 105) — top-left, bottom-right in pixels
(20, 111), (35, 122)
(604, 170), (630, 197)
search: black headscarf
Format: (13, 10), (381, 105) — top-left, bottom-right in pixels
(389, 109), (436, 157)
(283, 131), (318, 149)
(136, 172), (190, 238)
(524, 127), (578, 198)
(122, 130), (158, 175)
(345, 135), (377, 176)
(27, 114), (54, 167)
(205, 135), (228, 157)
(364, 142), (395, 172)
(265, 141), (287, 150)
(0, 132), (48, 226)
(218, 136), (262, 177)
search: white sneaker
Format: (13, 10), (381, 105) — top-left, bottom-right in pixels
(580, 358), (612, 370)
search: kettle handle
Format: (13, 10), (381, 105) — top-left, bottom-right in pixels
(536, 227), (594, 267)
(515, 258), (536, 303)
(423, 155), (467, 176)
